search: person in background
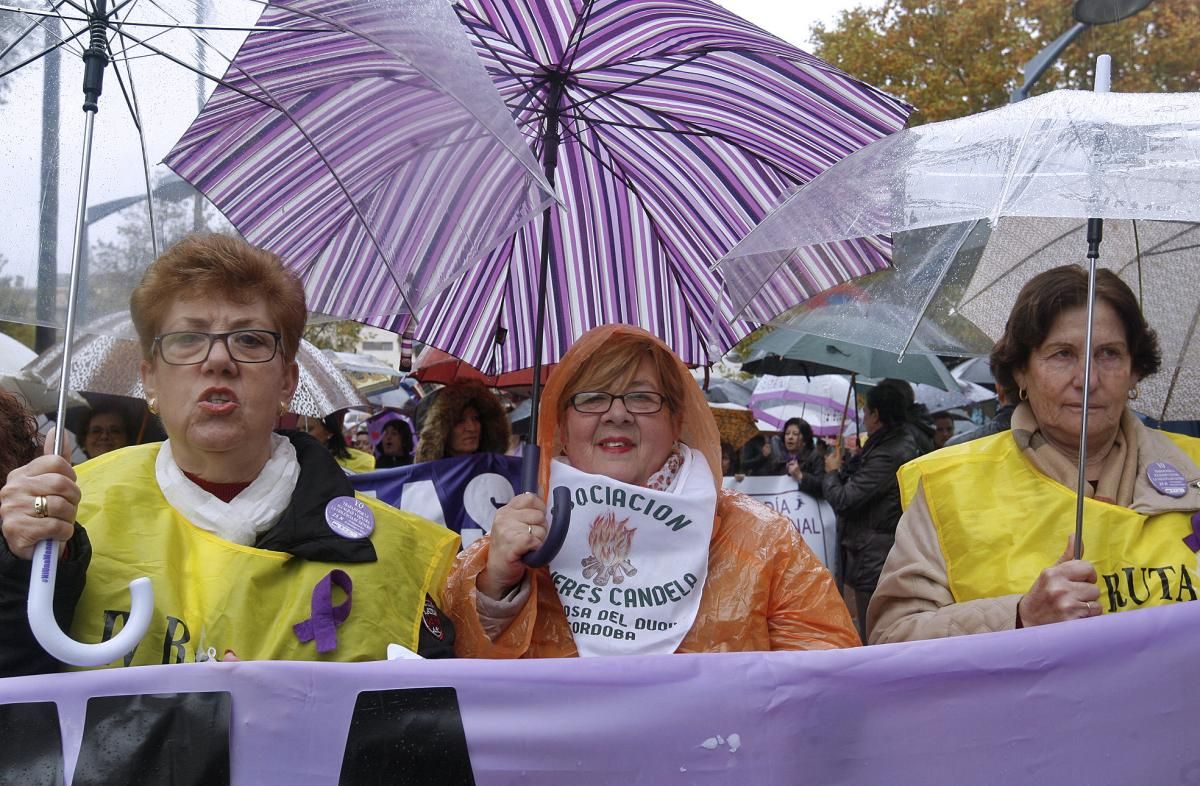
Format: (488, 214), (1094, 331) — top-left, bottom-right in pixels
(719, 441), (739, 477)
(301, 411), (375, 473)
(739, 430), (785, 476)
(878, 378), (935, 456)
(782, 417), (824, 496)
(414, 380), (510, 462)
(375, 419), (414, 469)
(442, 324), (858, 657)
(947, 386), (1015, 447)
(0, 234), (458, 675)
(932, 412), (955, 450)
(0, 390), (39, 483)
(822, 384), (919, 642)
(353, 428), (372, 453)
(870, 266), (1200, 644)
(78, 404), (131, 461)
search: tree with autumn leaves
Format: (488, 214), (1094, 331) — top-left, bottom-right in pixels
(812, 0), (1199, 125)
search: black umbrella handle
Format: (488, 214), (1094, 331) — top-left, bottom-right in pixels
(518, 447), (573, 567)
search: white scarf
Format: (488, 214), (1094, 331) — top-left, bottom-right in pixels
(155, 433), (301, 545)
(547, 444), (717, 656)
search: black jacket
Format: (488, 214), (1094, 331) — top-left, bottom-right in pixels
(0, 431), (454, 677)
(822, 424), (919, 592)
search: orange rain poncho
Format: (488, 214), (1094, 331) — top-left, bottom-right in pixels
(443, 324), (858, 656)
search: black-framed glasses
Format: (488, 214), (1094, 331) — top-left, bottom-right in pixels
(570, 390), (666, 414)
(154, 330), (282, 366)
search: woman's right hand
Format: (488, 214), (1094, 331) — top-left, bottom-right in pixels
(1017, 537), (1101, 627)
(786, 459), (801, 481)
(0, 435), (80, 561)
(477, 492), (546, 600)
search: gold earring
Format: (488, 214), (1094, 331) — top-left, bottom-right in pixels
(1128, 387), (1139, 401)
(1019, 388), (1028, 401)
(147, 397), (158, 415)
(278, 400), (289, 416)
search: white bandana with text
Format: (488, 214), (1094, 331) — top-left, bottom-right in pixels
(547, 444), (716, 656)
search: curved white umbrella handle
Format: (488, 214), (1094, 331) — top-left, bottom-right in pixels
(27, 539), (153, 667)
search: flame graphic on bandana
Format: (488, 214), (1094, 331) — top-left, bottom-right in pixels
(581, 511), (638, 586)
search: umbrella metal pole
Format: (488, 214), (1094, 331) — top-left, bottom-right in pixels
(28, 3), (154, 667)
(1073, 219), (1103, 560)
(521, 73), (573, 568)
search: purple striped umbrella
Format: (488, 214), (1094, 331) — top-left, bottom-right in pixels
(164, 0), (556, 322)
(396, 0), (911, 406)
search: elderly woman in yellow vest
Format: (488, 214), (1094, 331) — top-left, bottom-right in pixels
(0, 235), (458, 676)
(870, 266), (1200, 644)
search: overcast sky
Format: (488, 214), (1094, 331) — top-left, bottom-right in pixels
(714, 0), (879, 52)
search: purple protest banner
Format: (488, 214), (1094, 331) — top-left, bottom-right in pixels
(351, 454), (521, 548)
(1, 599), (1197, 783)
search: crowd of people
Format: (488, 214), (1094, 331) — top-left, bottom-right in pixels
(0, 234), (1196, 677)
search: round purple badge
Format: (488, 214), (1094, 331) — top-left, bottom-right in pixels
(1146, 461), (1187, 498)
(325, 497), (375, 539)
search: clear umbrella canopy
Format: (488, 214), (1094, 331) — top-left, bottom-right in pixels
(0, 0), (552, 338)
(718, 90), (1200, 345)
(717, 89), (1200, 420)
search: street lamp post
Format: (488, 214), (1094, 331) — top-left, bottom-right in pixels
(1010, 0), (1155, 103)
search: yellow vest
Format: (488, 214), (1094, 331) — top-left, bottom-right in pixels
(899, 432), (1200, 614)
(70, 444), (458, 668)
(338, 448), (376, 474)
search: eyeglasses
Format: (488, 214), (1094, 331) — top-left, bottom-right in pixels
(154, 330), (282, 365)
(569, 390), (666, 414)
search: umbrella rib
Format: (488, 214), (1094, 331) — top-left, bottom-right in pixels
(566, 50), (707, 112)
(558, 0), (598, 75)
(0, 24), (87, 80)
(0, 0), (76, 60)
(561, 85), (799, 185)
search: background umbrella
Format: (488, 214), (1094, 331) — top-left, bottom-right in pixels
(741, 325), (961, 390)
(749, 374), (858, 437)
(0, 332), (85, 413)
(699, 377), (755, 407)
(951, 357), (995, 387)
(708, 402), (760, 451)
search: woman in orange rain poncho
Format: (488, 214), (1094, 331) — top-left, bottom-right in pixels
(443, 324), (858, 656)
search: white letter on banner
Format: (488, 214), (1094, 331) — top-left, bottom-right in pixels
(399, 480), (446, 525)
(462, 473), (515, 533)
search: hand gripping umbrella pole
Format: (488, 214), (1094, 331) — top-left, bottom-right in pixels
(29, 2), (153, 667)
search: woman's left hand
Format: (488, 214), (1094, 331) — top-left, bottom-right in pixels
(786, 459), (802, 481)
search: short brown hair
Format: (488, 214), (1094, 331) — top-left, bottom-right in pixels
(558, 332), (686, 422)
(130, 234), (306, 362)
(0, 389), (39, 483)
(991, 265), (1161, 401)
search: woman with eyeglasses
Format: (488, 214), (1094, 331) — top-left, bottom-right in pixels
(78, 404), (132, 461)
(442, 324), (857, 657)
(0, 234), (459, 675)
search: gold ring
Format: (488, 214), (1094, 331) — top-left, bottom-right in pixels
(1083, 600), (1093, 614)
(527, 524), (533, 537)
(32, 495), (48, 518)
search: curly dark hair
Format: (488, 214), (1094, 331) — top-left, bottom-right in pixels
(991, 266), (1161, 402)
(0, 390), (39, 485)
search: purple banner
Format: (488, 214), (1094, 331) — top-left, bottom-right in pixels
(351, 454), (520, 548)
(1, 600), (1197, 783)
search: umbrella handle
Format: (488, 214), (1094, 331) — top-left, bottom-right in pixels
(517, 445), (573, 567)
(521, 485), (573, 568)
(27, 538), (154, 667)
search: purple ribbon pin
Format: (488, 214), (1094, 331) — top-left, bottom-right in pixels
(293, 570), (353, 654)
(1184, 511), (1200, 553)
